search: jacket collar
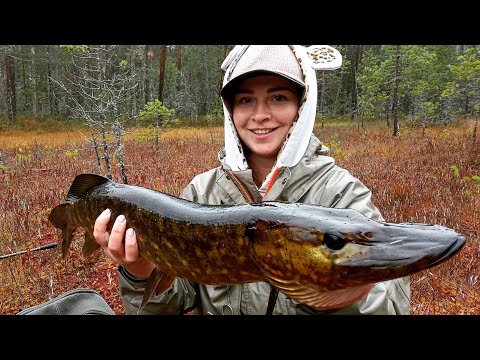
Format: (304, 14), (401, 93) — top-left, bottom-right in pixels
(217, 134), (331, 203)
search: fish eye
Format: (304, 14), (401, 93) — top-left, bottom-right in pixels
(324, 233), (346, 250)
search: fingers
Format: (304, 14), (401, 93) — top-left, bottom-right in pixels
(109, 214), (127, 258)
(124, 228), (139, 263)
(92, 210), (153, 277)
(122, 228), (155, 278)
(93, 208), (111, 246)
(94, 210), (139, 263)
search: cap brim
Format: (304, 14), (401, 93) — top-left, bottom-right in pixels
(221, 70), (305, 99)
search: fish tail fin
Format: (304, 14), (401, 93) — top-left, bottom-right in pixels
(48, 203), (76, 259)
(66, 173), (112, 202)
(138, 267), (175, 314)
(82, 232), (101, 258)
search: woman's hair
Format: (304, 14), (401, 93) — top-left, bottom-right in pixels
(222, 70), (305, 112)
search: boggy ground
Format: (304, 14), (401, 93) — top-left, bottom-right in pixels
(0, 121), (478, 315)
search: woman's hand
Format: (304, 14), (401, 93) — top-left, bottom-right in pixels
(93, 208), (156, 279)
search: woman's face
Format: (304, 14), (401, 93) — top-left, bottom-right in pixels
(231, 75), (300, 160)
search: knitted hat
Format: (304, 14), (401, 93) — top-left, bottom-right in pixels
(221, 45), (305, 100)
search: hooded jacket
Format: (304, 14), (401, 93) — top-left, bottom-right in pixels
(117, 45), (410, 315)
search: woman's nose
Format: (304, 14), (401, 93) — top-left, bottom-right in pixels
(251, 101), (271, 122)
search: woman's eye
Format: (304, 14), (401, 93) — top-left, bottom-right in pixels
(238, 97), (252, 104)
(272, 94), (287, 102)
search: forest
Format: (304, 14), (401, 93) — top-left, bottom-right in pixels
(0, 45), (479, 315)
(0, 45), (479, 137)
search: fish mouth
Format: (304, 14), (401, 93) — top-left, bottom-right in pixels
(426, 234), (466, 266)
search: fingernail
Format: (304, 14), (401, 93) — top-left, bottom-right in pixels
(101, 209), (111, 217)
(117, 215), (125, 223)
(126, 228), (134, 237)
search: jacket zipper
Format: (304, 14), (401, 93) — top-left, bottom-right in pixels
(227, 170), (253, 203)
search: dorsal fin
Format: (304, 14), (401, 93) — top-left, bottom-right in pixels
(66, 173), (113, 201)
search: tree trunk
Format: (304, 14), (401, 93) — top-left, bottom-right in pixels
(46, 46), (58, 116)
(113, 116), (128, 184)
(129, 47), (137, 117)
(5, 54), (17, 124)
(31, 46), (38, 117)
(176, 45), (182, 92)
(474, 109), (478, 145)
(95, 47), (112, 179)
(101, 119), (112, 180)
(464, 88), (469, 122)
(176, 45), (182, 71)
(392, 45), (401, 137)
(220, 45), (229, 92)
(143, 45), (151, 105)
(201, 46), (209, 115)
(319, 71), (325, 128)
(386, 98), (391, 127)
(351, 45), (363, 121)
(21, 59), (28, 113)
(92, 131), (102, 175)
(158, 45), (167, 103)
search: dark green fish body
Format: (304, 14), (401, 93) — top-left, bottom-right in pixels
(59, 186), (266, 284)
(49, 173), (466, 311)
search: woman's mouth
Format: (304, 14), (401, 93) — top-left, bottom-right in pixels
(252, 129), (273, 135)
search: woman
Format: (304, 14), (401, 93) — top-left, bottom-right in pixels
(93, 45), (410, 315)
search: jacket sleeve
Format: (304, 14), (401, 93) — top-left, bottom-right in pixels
(325, 276), (410, 315)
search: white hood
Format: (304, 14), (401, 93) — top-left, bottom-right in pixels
(221, 45), (342, 194)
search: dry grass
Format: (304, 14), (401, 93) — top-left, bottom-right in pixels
(0, 121), (478, 315)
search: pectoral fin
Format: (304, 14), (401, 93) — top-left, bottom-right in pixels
(258, 259), (373, 311)
(82, 232), (101, 258)
(48, 203), (76, 259)
(286, 284), (374, 311)
(138, 267), (175, 314)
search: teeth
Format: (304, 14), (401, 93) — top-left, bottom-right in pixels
(253, 129), (272, 135)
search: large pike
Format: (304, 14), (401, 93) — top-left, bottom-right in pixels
(49, 173), (466, 311)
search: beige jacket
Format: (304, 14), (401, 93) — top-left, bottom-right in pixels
(117, 135), (410, 315)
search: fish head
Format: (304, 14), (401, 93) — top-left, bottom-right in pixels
(249, 204), (466, 291)
(328, 220), (466, 286)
